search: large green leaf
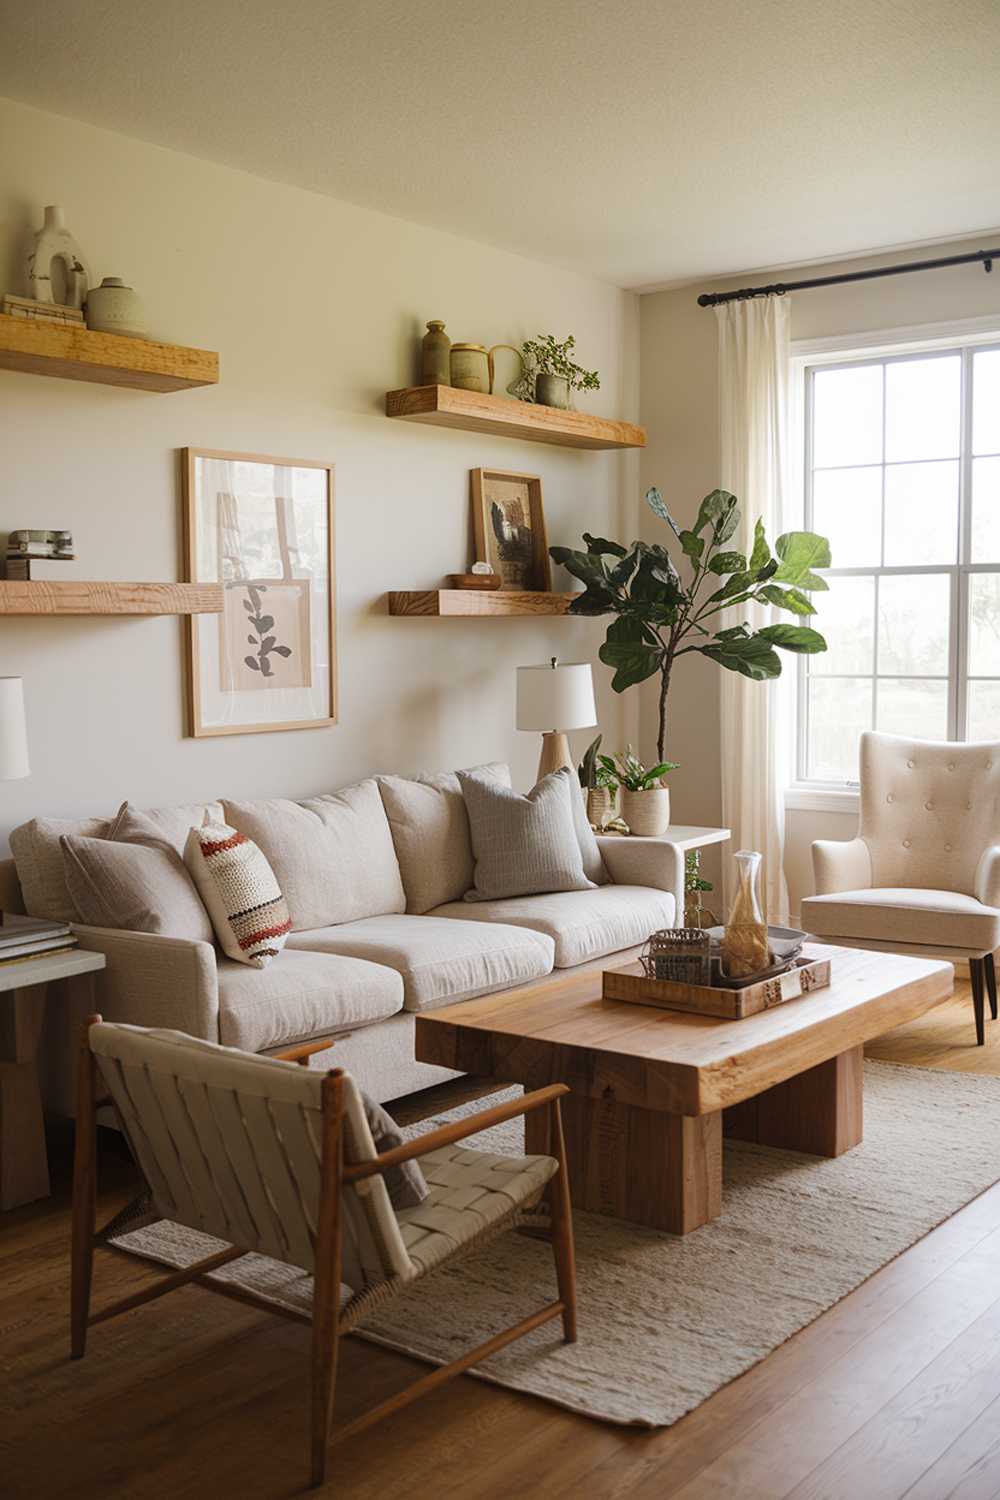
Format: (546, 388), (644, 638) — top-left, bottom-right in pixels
(566, 586), (617, 616)
(598, 639), (664, 693)
(707, 571), (752, 604)
(609, 547), (639, 587)
(755, 583), (816, 616)
(549, 547), (609, 588)
(701, 633), (782, 680)
(714, 496), (740, 545)
(708, 550), (746, 576)
(606, 613), (660, 646)
(582, 533), (628, 558)
(758, 623), (827, 653)
(679, 530), (704, 564)
(645, 487), (682, 538)
(693, 489), (733, 535)
(749, 518), (770, 573)
(773, 532), (831, 591)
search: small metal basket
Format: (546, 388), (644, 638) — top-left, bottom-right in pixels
(640, 928), (711, 987)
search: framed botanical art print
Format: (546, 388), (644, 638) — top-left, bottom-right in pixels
(470, 468), (551, 591)
(183, 448), (336, 737)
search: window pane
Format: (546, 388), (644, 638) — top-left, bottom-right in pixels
(885, 356), (961, 462)
(971, 456), (1000, 561)
(807, 678), (871, 781)
(811, 467), (881, 568)
(876, 679), (949, 740)
(812, 364), (882, 468)
(967, 680), (1000, 741)
(877, 573), (950, 675)
(968, 573), (1000, 675)
(810, 575), (875, 674)
(883, 461), (958, 566)
(973, 349), (1000, 456)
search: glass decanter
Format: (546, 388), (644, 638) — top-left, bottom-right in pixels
(721, 850), (770, 979)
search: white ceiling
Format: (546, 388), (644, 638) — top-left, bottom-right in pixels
(2, 0), (999, 290)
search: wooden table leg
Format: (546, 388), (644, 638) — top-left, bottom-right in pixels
(0, 983), (51, 1211)
(724, 1044), (864, 1158)
(526, 1087), (722, 1235)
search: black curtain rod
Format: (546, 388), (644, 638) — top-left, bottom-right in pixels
(697, 246), (998, 307)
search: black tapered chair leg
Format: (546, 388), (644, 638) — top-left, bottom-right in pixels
(986, 952), (998, 1022)
(970, 958), (986, 1046)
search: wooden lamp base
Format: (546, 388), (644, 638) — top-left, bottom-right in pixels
(537, 731), (573, 780)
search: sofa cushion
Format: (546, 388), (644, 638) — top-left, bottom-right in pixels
(286, 914), (554, 1013)
(378, 762), (511, 914)
(10, 800), (224, 922)
(431, 885), (675, 968)
(459, 767), (594, 902)
(217, 948), (404, 1052)
(223, 780), (405, 932)
(802, 887), (1000, 952)
(61, 833), (214, 943)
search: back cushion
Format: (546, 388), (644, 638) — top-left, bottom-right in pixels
(378, 762), (511, 914)
(223, 779), (405, 932)
(10, 800), (224, 922)
(61, 834), (214, 942)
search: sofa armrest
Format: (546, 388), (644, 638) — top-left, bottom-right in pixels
(73, 925), (220, 1039)
(811, 839), (873, 897)
(596, 836), (685, 923)
(975, 846), (1000, 910)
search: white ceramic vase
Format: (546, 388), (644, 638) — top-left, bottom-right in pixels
(84, 277), (146, 338)
(621, 786), (671, 837)
(27, 204), (90, 309)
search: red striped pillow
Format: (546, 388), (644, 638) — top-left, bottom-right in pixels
(184, 820), (290, 968)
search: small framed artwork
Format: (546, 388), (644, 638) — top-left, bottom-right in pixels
(183, 448), (336, 737)
(471, 468), (551, 591)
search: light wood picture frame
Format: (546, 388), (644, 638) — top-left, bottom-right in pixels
(470, 468), (551, 591)
(183, 448), (336, 737)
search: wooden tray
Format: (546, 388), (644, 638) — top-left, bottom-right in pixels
(602, 955), (832, 1020)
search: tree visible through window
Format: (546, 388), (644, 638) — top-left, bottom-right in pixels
(800, 342), (1000, 784)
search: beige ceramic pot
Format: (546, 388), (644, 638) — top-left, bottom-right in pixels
(586, 786), (614, 830)
(621, 786), (670, 837)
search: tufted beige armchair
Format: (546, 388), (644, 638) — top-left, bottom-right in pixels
(801, 731), (1000, 1045)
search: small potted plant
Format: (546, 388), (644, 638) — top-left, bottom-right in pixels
(597, 746), (679, 837)
(577, 734), (617, 829)
(520, 333), (600, 410)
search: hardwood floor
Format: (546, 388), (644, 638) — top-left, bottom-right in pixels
(4, 980), (1000, 1499)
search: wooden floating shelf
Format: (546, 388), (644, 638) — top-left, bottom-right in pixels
(388, 589), (577, 617)
(0, 314), (219, 392)
(0, 581), (224, 616)
(385, 385), (645, 450)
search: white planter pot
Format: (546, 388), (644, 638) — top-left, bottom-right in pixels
(621, 786), (671, 837)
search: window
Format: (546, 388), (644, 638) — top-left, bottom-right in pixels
(799, 340), (1000, 787)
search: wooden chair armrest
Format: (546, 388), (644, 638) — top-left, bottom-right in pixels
(343, 1084), (570, 1183)
(272, 1037), (336, 1066)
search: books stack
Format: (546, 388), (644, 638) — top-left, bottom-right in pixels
(0, 914), (77, 968)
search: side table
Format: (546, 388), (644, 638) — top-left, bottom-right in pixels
(0, 947), (106, 1211)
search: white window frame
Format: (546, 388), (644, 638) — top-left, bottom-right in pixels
(785, 313), (1000, 815)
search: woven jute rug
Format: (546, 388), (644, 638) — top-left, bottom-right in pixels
(112, 1060), (1000, 1429)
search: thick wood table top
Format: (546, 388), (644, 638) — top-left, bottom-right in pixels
(415, 945), (953, 1117)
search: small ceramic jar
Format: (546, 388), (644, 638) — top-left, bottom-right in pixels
(84, 277), (146, 338)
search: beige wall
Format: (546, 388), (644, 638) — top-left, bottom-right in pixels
(639, 233), (1000, 912)
(0, 97), (640, 853)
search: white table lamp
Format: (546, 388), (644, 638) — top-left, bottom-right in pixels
(516, 659), (597, 780)
(0, 677), (29, 781)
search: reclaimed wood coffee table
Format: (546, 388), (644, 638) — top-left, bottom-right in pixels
(415, 945), (953, 1235)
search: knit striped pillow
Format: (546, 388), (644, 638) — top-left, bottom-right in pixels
(184, 821), (291, 968)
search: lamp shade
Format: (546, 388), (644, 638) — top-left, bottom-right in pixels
(0, 677), (30, 780)
(516, 660), (596, 732)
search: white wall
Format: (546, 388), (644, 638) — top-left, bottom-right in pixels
(0, 97), (640, 852)
(639, 233), (1000, 913)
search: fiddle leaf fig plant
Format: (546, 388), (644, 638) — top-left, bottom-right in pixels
(550, 489), (830, 764)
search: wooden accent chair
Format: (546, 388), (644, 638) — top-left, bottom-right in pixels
(802, 730), (1000, 1044)
(70, 1017), (577, 1488)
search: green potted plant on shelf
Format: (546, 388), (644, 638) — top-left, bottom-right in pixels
(577, 733), (618, 829)
(550, 487), (830, 806)
(519, 333), (600, 410)
(595, 746), (679, 836)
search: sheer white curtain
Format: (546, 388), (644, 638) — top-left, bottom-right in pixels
(716, 296), (793, 924)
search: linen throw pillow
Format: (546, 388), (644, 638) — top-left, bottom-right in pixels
(361, 1095), (428, 1209)
(61, 834), (215, 943)
(378, 762), (512, 913)
(459, 766), (596, 901)
(184, 821), (291, 968)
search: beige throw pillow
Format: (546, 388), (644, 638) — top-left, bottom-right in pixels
(459, 766), (596, 902)
(378, 762), (512, 913)
(61, 834), (214, 942)
(184, 821), (291, 968)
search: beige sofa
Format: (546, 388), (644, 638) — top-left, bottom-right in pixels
(5, 765), (684, 1111)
